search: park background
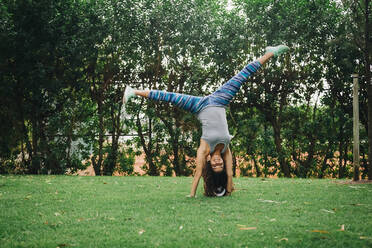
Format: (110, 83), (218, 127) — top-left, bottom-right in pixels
(1, 0), (371, 180)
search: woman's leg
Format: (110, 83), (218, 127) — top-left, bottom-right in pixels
(125, 52), (272, 112)
(147, 90), (205, 114)
(257, 52), (274, 65)
(134, 90), (150, 98)
(125, 88), (207, 114)
(124, 45), (289, 111)
(208, 45), (289, 107)
(208, 60), (262, 107)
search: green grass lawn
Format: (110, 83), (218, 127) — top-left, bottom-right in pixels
(0, 175), (371, 248)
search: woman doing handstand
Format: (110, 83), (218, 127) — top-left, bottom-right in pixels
(123, 45), (289, 197)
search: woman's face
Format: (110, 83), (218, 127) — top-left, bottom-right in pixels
(210, 153), (224, 173)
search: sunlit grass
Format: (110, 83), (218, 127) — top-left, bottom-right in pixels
(0, 175), (371, 247)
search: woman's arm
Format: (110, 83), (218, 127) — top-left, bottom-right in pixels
(223, 147), (234, 195)
(190, 139), (209, 197)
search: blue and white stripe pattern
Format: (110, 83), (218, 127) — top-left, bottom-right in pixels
(208, 61), (261, 107)
(148, 91), (209, 114)
(148, 61), (261, 114)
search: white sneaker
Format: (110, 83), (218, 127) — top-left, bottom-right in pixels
(123, 86), (136, 104)
(265, 45), (289, 57)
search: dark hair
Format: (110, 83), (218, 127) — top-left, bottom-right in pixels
(202, 160), (227, 197)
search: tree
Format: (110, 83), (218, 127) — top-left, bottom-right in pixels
(82, 0), (140, 175)
(125, 0), (228, 176)
(0, 0), (95, 174)
(234, 0), (341, 177)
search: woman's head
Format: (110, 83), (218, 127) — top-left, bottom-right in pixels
(202, 160), (227, 197)
(210, 153), (224, 173)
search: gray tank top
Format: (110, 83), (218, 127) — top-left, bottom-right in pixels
(197, 106), (232, 154)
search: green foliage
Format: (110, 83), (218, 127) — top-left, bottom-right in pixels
(0, 0), (369, 178)
(115, 147), (135, 175)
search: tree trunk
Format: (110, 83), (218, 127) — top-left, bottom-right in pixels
(272, 121), (291, 177)
(22, 118), (33, 167)
(356, 0), (372, 180)
(366, 4), (372, 179)
(367, 77), (372, 180)
(92, 99), (104, 176)
(17, 92), (33, 168)
(252, 156), (261, 177)
(65, 115), (76, 171)
(159, 112), (189, 176)
(104, 102), (120, 176)
(30, 118), (40, 174)
(343, 142), (349, 178)
(337, 114), (351, 179)
(104, 142), (118, 176)
(40, 119), (57, 174)
(263, 123), (269, 177)
(172, 120), (181, 176)
(291, 137), (299, 176)
(172, 139), (180, 176)
(232, 151), (237, 177)
(318, 141), (333, 179)
(303, 101), (319, 177)
(303, 137), (316, 177)
(137, 112), (159, 176)
(338, 139), (345, 179)
(361, 151), (367, 179)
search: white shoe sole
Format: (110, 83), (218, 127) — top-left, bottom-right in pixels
(123, 86), (134, 104)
